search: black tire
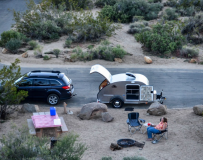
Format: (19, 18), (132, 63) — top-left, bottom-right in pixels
(111, 98), (123, 108)
(47, 94), (59, 105)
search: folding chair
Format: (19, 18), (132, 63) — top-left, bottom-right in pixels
(152, 120), (168, 144)
(126, 112), (145, 134)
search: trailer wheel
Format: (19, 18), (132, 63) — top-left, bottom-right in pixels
(112, 98), (123, 108)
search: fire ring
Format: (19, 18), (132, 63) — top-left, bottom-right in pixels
(117, 139), (135, 147)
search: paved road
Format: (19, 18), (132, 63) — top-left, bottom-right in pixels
(2, 65), (200, 109)
(0, 0), (41, 35)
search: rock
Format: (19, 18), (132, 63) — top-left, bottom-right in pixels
(78, 102), (108, 120)
(147, 101), (167, 116)
(22, 52), (28, 58)
(19, 103), (37, 113)
(110, 143), (123, 151)
(144, 56), (152, 64)
(114, 58), (123, 63)
(193, 105), (203, 116)
(102, 112), (114, 122)
(190, 59), (197, 63)
(2, 48), (8, 54)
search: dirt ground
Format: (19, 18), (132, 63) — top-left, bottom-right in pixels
(0, 107), (203, 160)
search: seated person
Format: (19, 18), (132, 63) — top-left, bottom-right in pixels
(146, 117), (167, 141)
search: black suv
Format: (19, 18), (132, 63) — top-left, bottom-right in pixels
(15, 70), (75, 105)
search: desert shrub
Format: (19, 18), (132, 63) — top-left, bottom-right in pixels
(99, 0), (163, 23)
(163, 0), (178, 7)
(71, 11), (117, 42)
(43, 55), (50, 60)
(148, 0), (162, 3)
(127, 21), (150, 34)
(71, 41), (127, 61)
(34, 45), (43, 58)
(135, 23), (185, 54)
(102, 157), (112, 160)
(12, 1), (72, 40)
(53, 49), (61, 58)
(182, 13), (203, 44)
(123, 156), (147, 160)
(51, 0), (94, 10)
(0, 125), (87, 160)
(94, 42), (127, 61)
(28, 40), (38, 50)
(178, 46), (199, 58)
(132, 16), (144, 22)
(0, 30), (26, 46)
(163, 8), (179, 20)
(176, 6), (195, 16)
(5, 38), (22, 53)
(64, 38), (72, 48)
(95, 0), (117, 8)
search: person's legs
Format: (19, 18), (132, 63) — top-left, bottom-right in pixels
(147, 128), (161, 140)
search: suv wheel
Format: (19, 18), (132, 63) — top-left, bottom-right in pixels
(112, 98), (123, 108)
(47, 94), (59, 105)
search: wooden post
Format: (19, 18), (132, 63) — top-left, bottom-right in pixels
(63, 102), (67, 114)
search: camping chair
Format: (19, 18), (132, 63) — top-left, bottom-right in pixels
(126, 112), (145, 134)
(152, 119), (168, 144)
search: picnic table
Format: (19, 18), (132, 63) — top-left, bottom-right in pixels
(27, 112), (68, 138)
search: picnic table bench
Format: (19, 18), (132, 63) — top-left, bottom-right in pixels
(27, 112), (68, 137)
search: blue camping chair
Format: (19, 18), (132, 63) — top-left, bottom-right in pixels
(126, 112), (145, 134)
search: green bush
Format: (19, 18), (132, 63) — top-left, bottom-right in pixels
(178, 46), (199, 58)
(70, 41), (127, 61)
(5, 38), (22, 53)
(123, 156), (147, 160)
(53, 49), (61, 58)
(102, 157), (113, 160)
(34, 45), (43, 58)
(99, 0), (163, 23)
(95, 0), (117, 8)
(182, 13), (203, 44)
(51, 0), (94, 10)
(163, 8), (179, 20)
(135, 23), (185, 54)
(28, 40), (38, 50)
(0, 30), (25, 46)
(43, 55), (50, 60)
(0, 125), (87, 160)
(148, 0), (162, 3)
(64, 38), (72, 48)
(71, 11), (117, 42)
(128, 21), (150, 34)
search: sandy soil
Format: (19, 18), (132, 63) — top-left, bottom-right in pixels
(0, 107), (203, 160)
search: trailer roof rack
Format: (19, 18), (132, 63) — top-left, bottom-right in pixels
(31, 70), (61, 73)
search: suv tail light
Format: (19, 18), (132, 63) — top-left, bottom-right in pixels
(62, 85), (70, 90)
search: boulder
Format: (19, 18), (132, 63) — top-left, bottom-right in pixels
(147, 101), (167, 116)
(78, 102), (108, 120)
(22, 52), (28, 58)
(102, 112), (114, 122)
(193, 105), (203, 116)
(144, 56), (152, 64)
(2, 48), (8, 54)
(190, 59), (197, 63)
(64, 55), (71, 62)
(114, 58), (123, 63)
(19, 103), (37, 113)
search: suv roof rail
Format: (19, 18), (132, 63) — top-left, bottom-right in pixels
(31, 70), (61, 73)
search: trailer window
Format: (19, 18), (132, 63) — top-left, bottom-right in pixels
(126, 85), (139, 100)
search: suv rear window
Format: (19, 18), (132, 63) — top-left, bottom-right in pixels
(62, 75), (70, 85)
(50, 80), (61, 86)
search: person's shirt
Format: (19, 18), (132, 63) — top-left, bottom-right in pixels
(155, 121), (167, 130)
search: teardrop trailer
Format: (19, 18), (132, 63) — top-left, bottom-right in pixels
(90, 64), (166, 108)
